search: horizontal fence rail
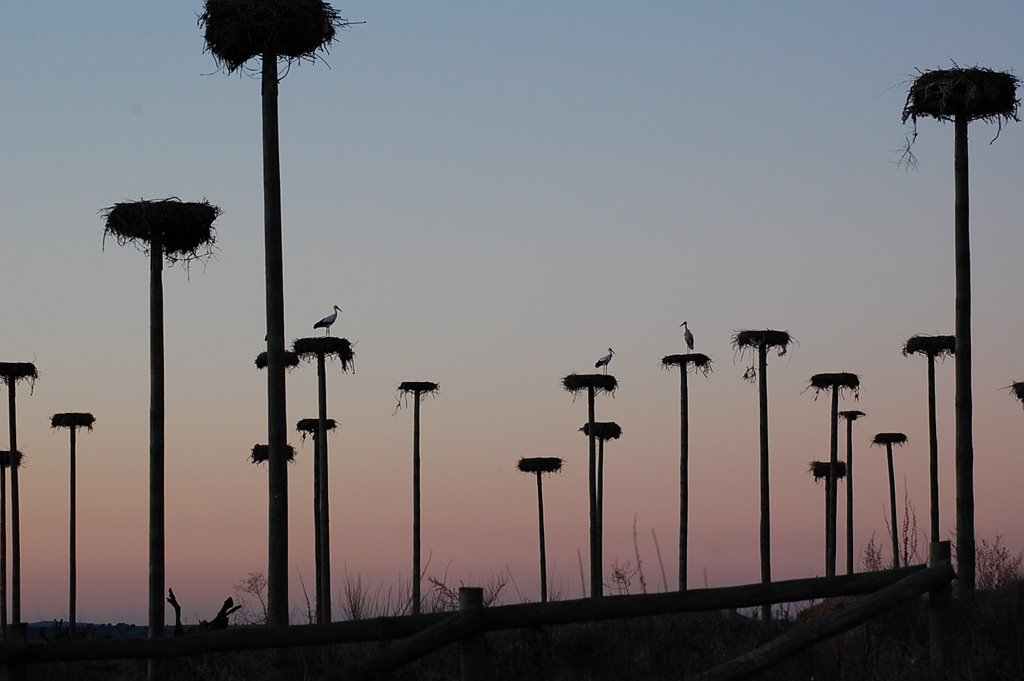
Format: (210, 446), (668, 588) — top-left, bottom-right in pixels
(0, 563), (936, 666)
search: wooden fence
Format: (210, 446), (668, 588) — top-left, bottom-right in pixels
(0, 542), (955, 680)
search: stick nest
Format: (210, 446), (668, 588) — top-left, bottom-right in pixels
(580, 422), (622, 441)
(292, 337), (355, 371)
(808, 372), (860, 399)
(562, 374), (618, 395)
(0, 362), (38, 386)
(296, 418), (337, 434)
(661, 353), (713, 376)
(872, 433), (908, 447)
(250, 443), (296, 464)
(903, 334), (955, 358)
(0, 451), (24, 469)
(732, 329), (792, 355)
(838, 410), (866, 421)
(903, 67), (1020, 124)
(103, 198), (220, 264)
(51, 413), (96, 430)
(398, 381), (440, 395)
(809, 460), (847, 481)
(200, 0), (347, 73)
(254, 350), (299, 370)
(1009, 382), (1024, 407)
(517, 457), (563, 475)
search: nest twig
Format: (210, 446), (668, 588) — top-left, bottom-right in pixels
(0, 451), (25, 469)
(809, 460), (847, 481)
(517, 457), (563, 475)
(200, 0), (349, 73)
(903, 334), (955, 358)
(807, 372), (861, 400)
(838, 410), (866, 422)
(50, 413), (96, 430)
(102, 198), (220, 265)
(580, 422), (622, 441)
(250, 444), (296, 464)
(872, 433), (908, 447)
(254, 350), (300, 370)
(562, 374), (618, 395)
(394, 381), (440, 413)
(661, 353), (713, 376)
(292, 337), (355, 371)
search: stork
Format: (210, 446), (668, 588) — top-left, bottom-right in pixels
(680, 321), (694, 351)
(594, 348), (614, 374)
(313, 305), (342, 336)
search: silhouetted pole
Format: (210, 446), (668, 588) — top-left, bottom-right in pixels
(518, 458), (563, 603)
(809, 461), (847, 573)
(397, 382), (438, 615)
(295, 415), (336, 623)
(839, 410), (865, 575)
(873, 433), (908, 569)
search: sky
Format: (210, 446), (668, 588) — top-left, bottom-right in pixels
(1, 1), (1023, 625)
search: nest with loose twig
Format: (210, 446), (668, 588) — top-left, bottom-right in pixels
(732, 330), (793, 353)
(903, 67), (1020, 125)
(838, 410), (866, 422)
(517, 457), (563, 475)
(50, 413), (96, 430)
(292, 337), (354, 371)
(1009, 382), (1024, 407)
(102, 198), (220, 264)
(809, 460), (847, 481)
(250, 444), (296, 464)
(0, 362), (38, 387)
(562, 374), (618, 395)
(254, 350), (299, 370)
(661, 353), (713, 376)
(580, 422), (622, 441)
(398, 381), (439, 395)
(296, 418), (337, 442)
(807, 372), (860, 400)
(903, 334), (955, 358)
(872, 433), (908, 447)
(0, 451), (24, 469)
(199, 0), (348, 73)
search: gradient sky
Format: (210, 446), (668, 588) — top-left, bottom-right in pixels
(2, 2), (1023, 625)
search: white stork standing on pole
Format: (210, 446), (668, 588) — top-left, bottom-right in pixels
(314, 305), (342, 336)
(680, 321), (694, 351)
(595, 348), (614, 374)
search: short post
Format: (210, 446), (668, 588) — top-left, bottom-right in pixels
(929, 541), (952, 667)
(459, 587), (485, 681)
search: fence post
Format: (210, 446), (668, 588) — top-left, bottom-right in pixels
(928, 541), (952, 668)
(459, 587), (485, 681)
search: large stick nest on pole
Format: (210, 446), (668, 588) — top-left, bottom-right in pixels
(398, 381), (440, 395)
(732, 329), (793, 353)
(0, 362), (38, 387)
(1009, 382), (1024, 407)
(250, 443), (296, 464)
(50, 413), (96, 430)
(661, 353), (713, 376)
(872, 433), (908, 447)
(296, 418), (337, 442)
(903, 67), (1020, 125)
(903, 334), (955, 358)
(838, 409), (866, 422)
(580, 422), (622, 441)
(200, 0), (348, 73)
(809, 460), (847, 482)
(254, 350), (299, 370)
(293, 337), (355, 371)
(807, 372), (861, 400)
(102, 198), (220, 264)
(0, 451), (24, 469)
(562, 374), (618, 396)
(517, 457), (563, 475)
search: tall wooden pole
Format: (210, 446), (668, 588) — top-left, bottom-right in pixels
(412, 391), (422, 615)
(845, 417), (855, 575)
(1, 432), (6, 638)
(927, 355), (940, 544)
(679, 365), (689, 591)
(826, 386), (839, 577)
(757, 345), (771, 622)
(149, 234), (165, 644)
(587, 387), (600, 598)
(887, 444), (900, 569)
(316, 352), (331, 623)
(262, 50), (289, 625)
(312, 428), (323, 622)
(953, 114), (975, 593)
(69, 428), (78, 636)
(535, 472), (548, 603)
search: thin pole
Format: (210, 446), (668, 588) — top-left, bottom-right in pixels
(69, 428), (78, 636)
(312, 429), (323, 623)
(587, 387), (600, 598)
(149, 233), (165, 643)
(757, 344), (771, 623)
(536, 472), (548, 603)
(927, 355), (940, 544)
(679, 365), (689, 591)
(887, 444), (900, 569)
(826, 386), (839, 577)
(845, 417), (855, 575)
(597, 438), (604, 552)
(412, 391), (422, 615)
(262, 49), (289, 625)
(316, 352), (331, 623)
(953, 113), (975, 593)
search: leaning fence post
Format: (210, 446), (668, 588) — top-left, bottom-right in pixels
(459, 587), (485, 680)
(928, 541), (952, 667)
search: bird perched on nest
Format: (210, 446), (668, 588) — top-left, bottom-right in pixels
(595, 348), (614, 374)
(314, 305), (342, 336)
(680, 321), (694, 351)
